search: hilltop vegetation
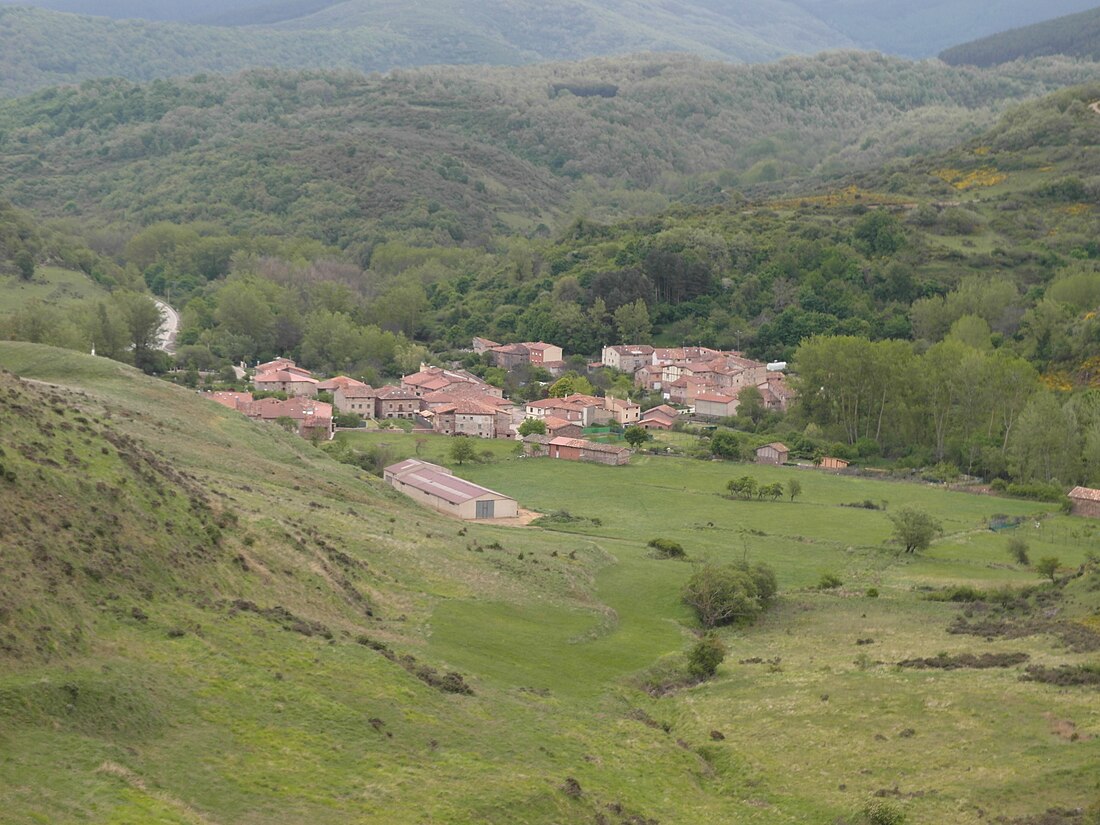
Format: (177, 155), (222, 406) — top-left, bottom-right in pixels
(4, 0), (1099, 78)
(941, 6), (1100, 67)
(0, 53), (1094, 244)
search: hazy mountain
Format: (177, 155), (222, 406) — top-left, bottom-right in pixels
(940, 5), (1100, 67)
(0, 0), (1097, 96)
(791, 0), (1100, 56)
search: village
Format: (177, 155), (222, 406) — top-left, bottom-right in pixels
(199, 339), (1100, 524)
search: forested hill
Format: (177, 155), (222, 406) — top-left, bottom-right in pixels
(2, 2), (1100, 97)
(0, 53), (1096, 250)
(940, 5), (1100, 67)
(0, 2), (850, 98)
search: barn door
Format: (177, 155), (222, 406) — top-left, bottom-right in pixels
(475, 500), (494, 519)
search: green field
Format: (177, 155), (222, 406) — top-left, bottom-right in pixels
(2, 346), (1098, 824)
(0, 266), (107, 313)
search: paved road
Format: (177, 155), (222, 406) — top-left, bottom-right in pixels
(154, 299), (180, 353)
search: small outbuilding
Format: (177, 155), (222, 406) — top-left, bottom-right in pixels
(820, 456), (850, 470)
(755, 442), (789, 465)
(1068, 486), (1100, 519)
(383, 459), (518, 520)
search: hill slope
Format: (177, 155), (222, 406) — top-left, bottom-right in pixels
(0, 2), (854, 98)
(5, 0), (1100, 63)
(2, 342), (1099, 824)
(940, 5), (1100, 67)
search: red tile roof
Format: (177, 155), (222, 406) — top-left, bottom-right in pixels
(254, 370), (318, 385)
(1069, 486), (1100, 502)
(549, 437), (630, 455)
(317, 376), (368, 391)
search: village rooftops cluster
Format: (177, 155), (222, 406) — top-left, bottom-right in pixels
(601, 344), (795, 418)
(208, 388), (333, 441)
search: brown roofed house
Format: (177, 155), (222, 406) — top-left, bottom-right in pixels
(639, 404), (679, 431)
(755, 442), (789, 465)
(1068, 486), (1100, 518)
(252, 369), (319, 397)
(547, 436), (631, 466)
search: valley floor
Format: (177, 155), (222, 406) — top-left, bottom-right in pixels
(1, 348), (1098, 824)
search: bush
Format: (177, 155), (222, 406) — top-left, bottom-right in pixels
(682, 561), (777, 628)
(1004, 482), (1066, 503)
(817, 573), (843, 590)
(864, 799), (905, 825)
(687, 635), (726, 680)
(1036, 556), (1060, 583)
(865, 588), (879, 598)
(333, 411), (362, 428)
(1007, 536), (1030, 566)
(647, 538), (686, 559)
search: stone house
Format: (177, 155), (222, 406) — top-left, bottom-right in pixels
(755, 442), (790, 465)
(1068, 486), (1100, 518)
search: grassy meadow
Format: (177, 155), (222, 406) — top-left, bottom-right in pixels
(0, 266), (107, 312)
(1, 346), (1098, 824)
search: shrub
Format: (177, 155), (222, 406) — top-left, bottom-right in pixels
(682, 561), (777, 628)
(865, 588), (879, 598)
(1007, 536), (1030, 566)
(864, 799), (905, 825)
(687, 635), (726, 680)
(647, 538), (686, 559)
(1036, 556), (1060, 583)
(1004, 482), (1066, 503)
(817, 573), (843, 590)
(888, 507), (941, 553)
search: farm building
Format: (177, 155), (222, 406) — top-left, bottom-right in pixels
(694, 393), (739, 418)
(820, 456), (850, 470)
(383, 459), (518, 520)
(755, 442), (789, 465)
(530, 436), (632, 465)
(639, 404), (679, 431)
(1068, 486), (1100, 518)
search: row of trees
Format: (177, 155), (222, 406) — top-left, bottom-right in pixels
(793, 334), (1100, 485)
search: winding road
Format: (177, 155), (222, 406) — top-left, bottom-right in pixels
(154, 299), (180, 353)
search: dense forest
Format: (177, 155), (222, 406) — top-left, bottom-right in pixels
(940, 5), (1100, 67)
(0, 52), (1094, 248)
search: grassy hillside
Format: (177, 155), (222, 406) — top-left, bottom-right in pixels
(0, 53), (1094, 247)
(0, 265), (107, 313)
(2, 342), (1098, 823)
(941, 5), (1100, 67)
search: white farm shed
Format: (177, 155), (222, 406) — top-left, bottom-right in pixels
(383, 459), (518, 520)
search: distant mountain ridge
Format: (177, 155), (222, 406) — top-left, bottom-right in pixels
(0, 0), (1097, 98)
(940, 5), (1100, 67)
